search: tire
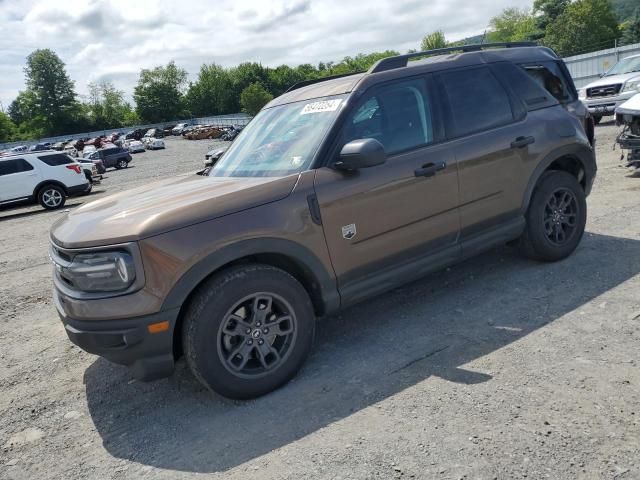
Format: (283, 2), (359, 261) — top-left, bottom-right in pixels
(519, 170), (586, 262)
(182, 264), (315, 399)
(593, 115), (602, 125)
(81, 183), (93, 196)
(115, 158), (128, 169)
(38, 184), (66, 210)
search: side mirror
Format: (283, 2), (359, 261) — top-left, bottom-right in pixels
(335, 138), (386, 171)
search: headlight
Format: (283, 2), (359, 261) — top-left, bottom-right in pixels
(56, 251), (136, 292)
(578, 88), (587, 100)
(622, 80), (640, 93)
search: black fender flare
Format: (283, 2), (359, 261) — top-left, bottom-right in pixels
(520, 143), (596, 214)
(160, 238), (340, 315)
(33, 179), (68, 198)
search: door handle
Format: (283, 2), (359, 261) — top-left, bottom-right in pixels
(414, 161), (446, 178)
(511, 136), (535, 149)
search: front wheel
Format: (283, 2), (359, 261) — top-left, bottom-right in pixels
(593, 115), (602, 125)
(115, 159), (128, 169)
(182, 265), (315, 399)
(519, 170), (586, 262)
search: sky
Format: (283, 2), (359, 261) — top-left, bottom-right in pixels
(0, 0), (532, 109)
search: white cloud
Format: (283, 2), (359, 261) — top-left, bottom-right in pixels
(0, 0), (533, 108)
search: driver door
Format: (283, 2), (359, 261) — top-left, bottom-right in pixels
(313, 75), (461, 305)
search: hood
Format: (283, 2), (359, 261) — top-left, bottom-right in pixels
(616, 93), (640, 116)
(50, 173), (300, 249)
(584, 72), (640, 88)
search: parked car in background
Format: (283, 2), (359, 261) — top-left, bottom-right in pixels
(74, 158), (102, 190)
(0, 151), (89, 210)
(51, 142), (66, 151)
(64, 145), (79, 158)
(578, 54), (640, 124)
(82, 145), (97, 157)
(125, 129), (146, 140)
(143, 128), (164, 139)
(124, 139), (146, 153)
(172, 123), (190, 135)
(144, 138), (165, 150)
(85, 146), (132, 170)
(9, 145), (28, 153)
(28, 143), (49, 152)
(162, 125), (176, 136)
(103, 132), (119, 143)
(221, 125), (244, 141)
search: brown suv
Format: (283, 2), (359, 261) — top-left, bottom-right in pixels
(50, 44), (596, 399)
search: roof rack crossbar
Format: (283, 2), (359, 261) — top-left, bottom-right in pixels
(285, 71), (365, 93)
(368, 42), (537, 74)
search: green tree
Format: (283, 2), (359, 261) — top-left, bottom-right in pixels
(268, 64), (307, 96)
(533, 0), (570, 30)
(420, 31), (448, 51)
(185, 63), (234, 116)
(240, 83), (273, 116)
(487, 8), (538, 42)
(134, 61), (187, 123)
(0, 111), (17, 143)
(9, 49), (77, 136)
(86, 81), (133, 129)
(621, 8), (640, 44)
(544, 0), (620, 56)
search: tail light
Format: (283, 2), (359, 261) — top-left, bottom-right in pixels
(66, 164), (82, 174)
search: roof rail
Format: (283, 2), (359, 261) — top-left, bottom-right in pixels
(285, 71), (365, 93)
(368, 42), (538, 74)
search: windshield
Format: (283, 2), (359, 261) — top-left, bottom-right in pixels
(605, 56), (640, 76)
(210, 95), (346, 177)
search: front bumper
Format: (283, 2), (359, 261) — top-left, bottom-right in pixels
(56, 293), (180, 381)
(582, 91), (638, 116)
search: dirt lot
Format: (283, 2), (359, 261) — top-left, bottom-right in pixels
(1, 126), (639, 480)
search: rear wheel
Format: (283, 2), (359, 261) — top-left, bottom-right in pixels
(182, 264), (315, 399)
(38, 184), (66, 210)
(519, 170), (586, 262)
(115, 158), (128, 169)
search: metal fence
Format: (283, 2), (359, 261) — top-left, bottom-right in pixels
(0, 113), (253, 151)
(564, 41), (640, 89)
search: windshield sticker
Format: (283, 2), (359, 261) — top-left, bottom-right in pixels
(300, 99), (342, 115)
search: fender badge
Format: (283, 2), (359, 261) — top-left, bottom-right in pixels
(342, 224), (356, 240)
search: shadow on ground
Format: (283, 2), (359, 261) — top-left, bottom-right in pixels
(84, 232), (640, 473)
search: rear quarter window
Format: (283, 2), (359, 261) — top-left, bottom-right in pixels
(439, 66), (514, 138)
(522, 61), (575, 103)
(0, 158), (34, 176)
(38, 154), (73, 166)
(491, 62), (559, 111)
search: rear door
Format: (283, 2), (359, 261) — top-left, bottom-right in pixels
(435, 64), (539, 241)
(0, 158), (40, 202)
(313, 75), (460, 304)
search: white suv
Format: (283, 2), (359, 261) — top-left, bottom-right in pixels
(0, 151), (90, 210)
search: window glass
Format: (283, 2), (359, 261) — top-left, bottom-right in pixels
(210, 94), (346, 177)
(38, 154), (73, 166)
(440, 67), (514, 138)
(523, 61), (574, 103)
(0, 159), (34, 176)
(492, 62), (558, 110)
(343, 78), (434, 155)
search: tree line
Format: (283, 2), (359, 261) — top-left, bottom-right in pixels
(1, 0), (638, 143)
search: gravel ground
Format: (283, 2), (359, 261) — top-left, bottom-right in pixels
(1, 126), (639, 480)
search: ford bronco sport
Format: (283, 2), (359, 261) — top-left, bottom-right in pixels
(50, 43), (596, 399)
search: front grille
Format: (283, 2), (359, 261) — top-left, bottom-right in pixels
(587, 84), (622, 98)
